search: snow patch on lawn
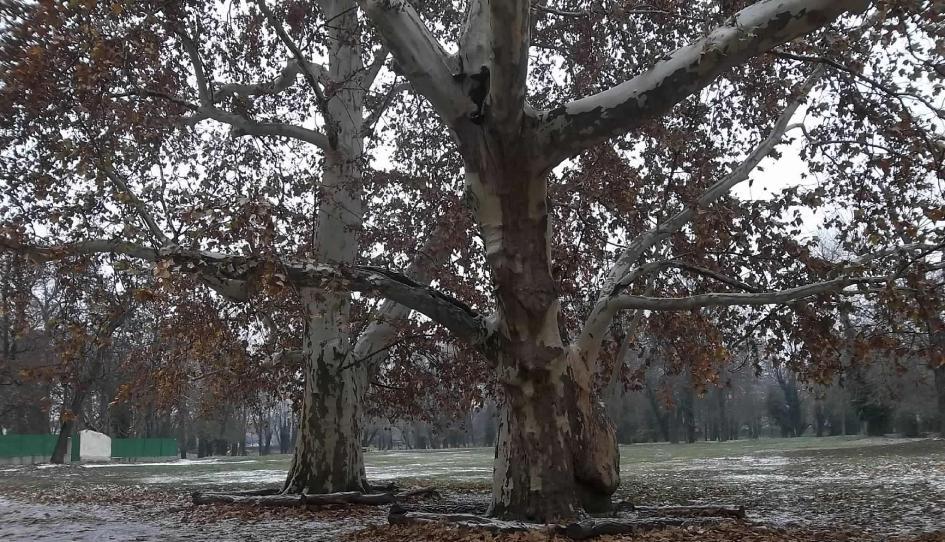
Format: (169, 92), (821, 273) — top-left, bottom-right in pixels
(82, 458), (257, 468)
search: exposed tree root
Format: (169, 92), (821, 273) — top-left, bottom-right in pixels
(388, 508), (538, 534)
(633, 505), (746, 519)
(387, 506), (740, 540)
(365, 481), (398, 492)
(191, 487), (438, 507)
(218, 488), (283, 497)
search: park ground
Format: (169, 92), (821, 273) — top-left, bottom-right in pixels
(0, 436), (943, 541)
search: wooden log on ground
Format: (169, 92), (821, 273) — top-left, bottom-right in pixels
(191, 487), (439, 507)
(387, 508), (739, 540)
(388, 508), (540, 534)
(222, 488), (282, 497)
(633, 505), (746, 519)
(192, 491), (393, 506)
(560, 517), (737, 540)
(367, 481), (398, 492)
(192, 492), (308, 506)
(612, 499), (635, 513)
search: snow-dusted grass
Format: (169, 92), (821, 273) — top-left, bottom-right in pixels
(0, 436), (942, 534)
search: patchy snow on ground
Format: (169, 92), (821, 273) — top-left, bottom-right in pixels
(1, 436), (943, 540)
(82, 459), (259, 469)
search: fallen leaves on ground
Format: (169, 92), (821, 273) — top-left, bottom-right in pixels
(179, 502), (385, 524)
(347, 523), (945, 542)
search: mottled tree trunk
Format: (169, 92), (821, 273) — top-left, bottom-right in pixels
(284, 290), (368, 493)
(490, 351), (619, 522)
(281, 0), (370, 494)
(463, 160), (619, 522)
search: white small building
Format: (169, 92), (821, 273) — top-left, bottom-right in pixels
(77, 430), (111, 462)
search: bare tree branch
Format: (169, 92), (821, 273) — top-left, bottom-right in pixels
(533, 0), (869, 170)
(666, 262), (762, 294)
(361, 81), (411, 137)
(352, 222), (454, 369)
(253, 0), (336, 146)
(167, 20), (214, 106)
(157, 18), (335, 150)
(574, 68), (820, 356)
(607, 276), (887, 312)
(98, 164), (170, 246)
(0, 238), (492, 347)
(361, 46), (390, 92)
(603, 68), (822, 297)
(203, 107), (332, 149)
(216, 58), (329, 102)
(530, 2), (708, 22)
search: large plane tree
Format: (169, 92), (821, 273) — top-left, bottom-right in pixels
(0, 0), (480, 495)
(2, 0), (943, 525)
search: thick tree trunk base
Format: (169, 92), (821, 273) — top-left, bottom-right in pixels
(191, 487), (438, 507)
(388, 505), (742, 539)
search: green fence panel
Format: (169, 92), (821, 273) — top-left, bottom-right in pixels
(111, 438), (177, 458)
(70, 432), (81, 462)
(0, 434), (60, 458)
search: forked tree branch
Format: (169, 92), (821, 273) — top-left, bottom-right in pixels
(215, 58), (329, 102)
(161, 15), (332, 150)
(99, 164), (170, 246)
(352, 221), (454, 370)
(253, 0), (336, 146)
(574, 69), (822, 355)
(533, 0), (870, 171)
(601, 68), (823, 297)
(607, 276), (888, 312)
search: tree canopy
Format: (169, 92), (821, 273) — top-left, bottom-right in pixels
(1, 0), (943, 524)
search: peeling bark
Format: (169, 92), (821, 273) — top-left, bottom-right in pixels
(283, 0), (368, 495)
(490, 350), (619, 522)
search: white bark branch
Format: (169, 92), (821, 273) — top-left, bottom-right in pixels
(215, 58), (329, 102)
(352, 223), (453, 370)
(253, 0), (334, 141)
(602, 68), (822, 297)
(199, 106), (332, 149)
(534, 0), (870, 170)
(359, 0), (467, 122)
(165, 13), (332, 150)
(167, 20), (214, 106)
(487, 0), (530, 131)
(114, 87), (332, 150)
(361, 82), (411, 137)
(361, 46), (390, 91)
(607, 276), (887, 312)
